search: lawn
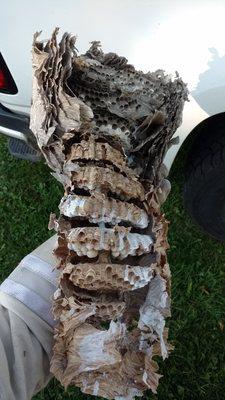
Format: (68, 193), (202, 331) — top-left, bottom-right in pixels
(0, 135), (225, 400)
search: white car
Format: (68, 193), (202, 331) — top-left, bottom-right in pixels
(1, 0), (225, 240)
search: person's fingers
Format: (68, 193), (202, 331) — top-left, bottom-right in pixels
(157, 178), (171, 205)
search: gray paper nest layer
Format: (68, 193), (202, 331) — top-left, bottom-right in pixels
(30, 29), (187, 399)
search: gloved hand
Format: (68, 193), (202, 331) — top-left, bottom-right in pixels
(0, 235), (59, 400)
(0, 234), (58, 327)
(156, 163), (171, 206)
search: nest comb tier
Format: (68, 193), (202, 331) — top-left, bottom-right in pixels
(30, 29), (187, 399)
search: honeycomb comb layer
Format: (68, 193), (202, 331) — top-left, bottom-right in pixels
(63, 262), (154, 291)
(59, 194), (149, 228)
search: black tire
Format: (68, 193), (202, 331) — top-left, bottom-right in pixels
(184, 126), (225, 241)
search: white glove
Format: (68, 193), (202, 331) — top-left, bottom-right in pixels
(0, 235), (59, 399)
(0, 235), (58, 327)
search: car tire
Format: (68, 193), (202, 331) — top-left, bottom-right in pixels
(184, 127), (225, 241)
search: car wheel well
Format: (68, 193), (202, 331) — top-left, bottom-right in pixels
(171, 111), (225, 181)
(182, 111), (225, 241)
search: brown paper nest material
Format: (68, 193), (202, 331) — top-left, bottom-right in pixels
(30, 28), (187, 399)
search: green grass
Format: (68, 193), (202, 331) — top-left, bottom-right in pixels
(0, 136), (225, 400)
